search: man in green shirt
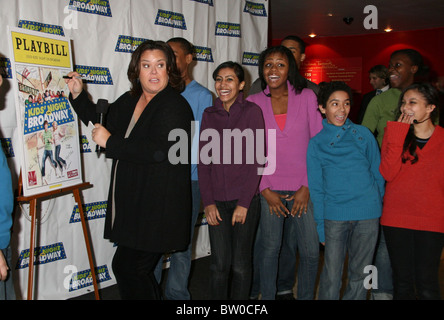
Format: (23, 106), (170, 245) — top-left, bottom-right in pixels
(362, 49), (426, 147)
(361, 88), (401, 147)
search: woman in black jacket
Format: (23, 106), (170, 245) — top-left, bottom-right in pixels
(66, 40), (193, 299)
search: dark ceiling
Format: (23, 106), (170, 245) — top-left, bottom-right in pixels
(269, 0), (444, 40)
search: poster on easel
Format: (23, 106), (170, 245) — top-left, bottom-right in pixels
(8, 26), (82, 197)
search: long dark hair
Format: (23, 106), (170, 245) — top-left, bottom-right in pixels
(399, 82), (440, 164)
(258, 45), (307, 95)
(127, 40), (184, 96)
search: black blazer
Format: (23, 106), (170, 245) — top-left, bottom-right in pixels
(357, 90), (376, 124)
(71, 85), (194, 252)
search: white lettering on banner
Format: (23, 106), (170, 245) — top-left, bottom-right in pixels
(216, 28), (241, 36)
(71, 1), (109, 14)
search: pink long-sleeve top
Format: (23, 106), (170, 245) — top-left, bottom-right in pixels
(247, 83), (323, 192)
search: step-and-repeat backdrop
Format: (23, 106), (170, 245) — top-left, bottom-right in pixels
(0, 0), (268, 299)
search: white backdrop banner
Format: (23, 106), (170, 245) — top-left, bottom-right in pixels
(0, 0), (268, 299)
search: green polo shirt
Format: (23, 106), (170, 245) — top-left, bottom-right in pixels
(43, 130), (53, 151)
(361, 88), (401, 148)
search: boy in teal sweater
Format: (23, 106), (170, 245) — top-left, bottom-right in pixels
(307, 81), (385, 300)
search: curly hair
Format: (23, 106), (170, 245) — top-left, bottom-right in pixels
(317, 81), (353, 107)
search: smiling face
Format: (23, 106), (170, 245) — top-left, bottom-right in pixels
(400, 88), (435, 123)
(389, 53), (418, 90)
(214, 67), (245, 111)
(138, 49), (169, 96)
(319, 90), (351, 126)
(263, 52), (289, 90)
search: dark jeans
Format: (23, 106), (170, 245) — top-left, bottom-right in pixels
(112, 245), (163, 300)
(383, 226), (444, 300)
(55, 144), (66, 168)
(209, 195), (260, 300)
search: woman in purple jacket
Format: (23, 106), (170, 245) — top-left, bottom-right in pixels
(198, 61), (265, 299)
(247, 46), (323, 300)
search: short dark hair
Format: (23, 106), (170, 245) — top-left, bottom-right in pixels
(167, 37), (194, 56)
(127, 40), (184, 96)
(391, 48), (427, 76)
(281, 35), (306, 53)
(369, 65), (389, 85)
(212, 61), (245, 83)
(317, 81), (353, 107)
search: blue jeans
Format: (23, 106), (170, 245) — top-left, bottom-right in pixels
(318, 218), (379, 300)
(0, 246), (15, 300)
(257, 191), (319, 300)
(154, 180), (201, 300)
(41, 149), (57, 177)
(371, 227), (393, 299)
(54, 144), (66, 168)
(209, 195), (260, 300)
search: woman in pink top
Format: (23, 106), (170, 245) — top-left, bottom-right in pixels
(247, 46), (323, 300)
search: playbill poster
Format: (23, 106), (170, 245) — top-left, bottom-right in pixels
(8, 27), (83, 196)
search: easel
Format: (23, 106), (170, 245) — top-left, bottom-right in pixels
(16, 172), (100, 300)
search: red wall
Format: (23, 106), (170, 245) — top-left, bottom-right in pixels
(272, 27), (444, 120)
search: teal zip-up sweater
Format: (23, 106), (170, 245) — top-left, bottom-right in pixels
(0, 148), (13, 250)
(307, 118), (385, 243)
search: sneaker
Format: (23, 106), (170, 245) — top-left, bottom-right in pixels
(275, 293), (295, 300)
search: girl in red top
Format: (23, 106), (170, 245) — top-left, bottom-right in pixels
(380, 82), (444, 300)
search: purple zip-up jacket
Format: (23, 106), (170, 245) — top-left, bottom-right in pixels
(198, 93), (265, 209)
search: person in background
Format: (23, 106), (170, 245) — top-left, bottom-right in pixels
(362, 48), (427, 300)
(249, 35), (319, 96)
(357, 65), (389, 124)
(247, 46), (322, 300)
(66, 40), (194, 300)
(362, 49), (426, 147)
(307, 81), (385, 300)
(0, 75), (15, 300)
(154, 37), (213, 300)
(380, 82), (444, 300)
(198, 61), (264, 300)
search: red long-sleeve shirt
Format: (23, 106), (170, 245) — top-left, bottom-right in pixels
(380, 121), (444, 233)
